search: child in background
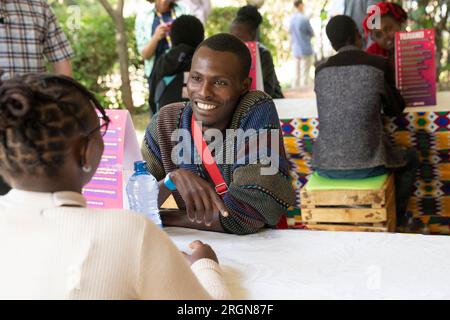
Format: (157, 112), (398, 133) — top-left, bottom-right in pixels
(149, 15), (204, 113)
(363, 2), (408, 64)
(230, 5), (284, 99)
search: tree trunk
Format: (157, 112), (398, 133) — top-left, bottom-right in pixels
(98, 0), (134, 111)
(115, 16), (134, 112)
(434, 1), (449, 85)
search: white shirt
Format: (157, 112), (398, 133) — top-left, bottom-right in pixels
(0, 189), (229, 299)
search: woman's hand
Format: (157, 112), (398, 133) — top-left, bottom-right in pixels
(171, 169), (228, 226)
(153, 23), (170, 41)
(183, 240), (218, 265)
(141, 23), (170, 59)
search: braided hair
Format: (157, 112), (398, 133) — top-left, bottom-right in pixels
(0, 73), (108, 177)
(363, 2), (407, 39)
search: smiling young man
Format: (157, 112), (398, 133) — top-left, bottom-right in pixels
(142, 33), (296, 235)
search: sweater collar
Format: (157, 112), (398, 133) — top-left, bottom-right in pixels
(3, 189), (87, 209)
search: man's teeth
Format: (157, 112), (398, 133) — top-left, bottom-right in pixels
(197, 102), (217, 110)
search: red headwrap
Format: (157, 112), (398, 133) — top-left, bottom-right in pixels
(362, 2), (407, 39)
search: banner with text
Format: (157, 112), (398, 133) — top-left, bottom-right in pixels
(82, 109), (142, 209)
(395, 29), (436, 107)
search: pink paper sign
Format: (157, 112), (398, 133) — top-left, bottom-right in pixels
(82, 109), (142, 209)
(395, 29), (436, 106)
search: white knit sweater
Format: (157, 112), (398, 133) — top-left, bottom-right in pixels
(0, 189), (230, 300)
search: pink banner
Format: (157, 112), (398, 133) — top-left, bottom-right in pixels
(82, 109), (142, 209)
(395, 29), (436, 106)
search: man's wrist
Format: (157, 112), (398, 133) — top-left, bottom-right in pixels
(164, 172), (177, 191)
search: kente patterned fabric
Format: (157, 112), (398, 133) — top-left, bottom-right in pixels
(281, 112), (450, 235)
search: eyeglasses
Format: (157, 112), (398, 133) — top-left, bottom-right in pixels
(87, 114), (111, 137)
(99, 114), (111, 136)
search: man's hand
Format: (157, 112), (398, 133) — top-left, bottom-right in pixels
(182, 240), (218, 266)
(171, 169), (229, 227)
(52, 59), (73, 78)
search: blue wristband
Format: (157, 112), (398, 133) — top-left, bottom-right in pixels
(164, 173), (177, 191)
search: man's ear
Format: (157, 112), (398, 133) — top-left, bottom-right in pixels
(241, 77), (252, 94)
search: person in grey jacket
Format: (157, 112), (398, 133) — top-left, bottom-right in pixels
(312, 15), (419, 226)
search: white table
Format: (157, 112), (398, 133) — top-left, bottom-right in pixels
(273, 91), (450, 119)
(167, 227), (450, 300)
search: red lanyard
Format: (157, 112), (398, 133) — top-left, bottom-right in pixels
(191, 114), (228, 197)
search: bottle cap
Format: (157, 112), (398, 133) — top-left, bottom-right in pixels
(134, 161), (148, 173)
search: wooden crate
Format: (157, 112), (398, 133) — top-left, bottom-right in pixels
(300, 175), (396, 232)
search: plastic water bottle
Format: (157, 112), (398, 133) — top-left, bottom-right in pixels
(126, 161), (162, 228)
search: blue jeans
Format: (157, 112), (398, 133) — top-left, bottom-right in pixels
(316, 148), (420, 224)
(316, 166), (387, 179)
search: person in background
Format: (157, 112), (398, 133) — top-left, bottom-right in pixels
(0, 0), (73, 80)
(289, 0), (314, 89)
(177, 0), (212, 24)
(343, 0), (378, 48)
(363, 2), (408, 64)
(149, 15), (205, 113)
(313, 15), (419, 226)
(0, 74), (229, 300)
(135, 0), (190, 114)
(142, 34), (296, 235)
(328, 0), (345, 17)
(0, 0), (74, 196)
(230, 5), (284, 99)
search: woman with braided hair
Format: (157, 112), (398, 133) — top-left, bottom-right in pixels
(0, 74), (229, 299)
(363, 2), (408, 64)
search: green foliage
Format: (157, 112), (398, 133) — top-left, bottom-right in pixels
(205, 6), (238, 36)
(125, 17), (142, 70)
(69, 15), (117, 95)
(205, 6), (277, 64)
(409, 5), (434, 30)
(404, 0), (450, 88)
(50, 2), (143, 109)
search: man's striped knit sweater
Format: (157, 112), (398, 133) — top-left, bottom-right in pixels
(142, 91), (296, 235)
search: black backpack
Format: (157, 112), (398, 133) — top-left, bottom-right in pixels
(153, 71), (190, 112)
